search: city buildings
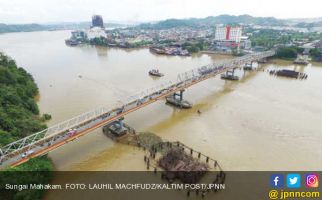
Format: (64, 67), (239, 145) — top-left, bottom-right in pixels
(214, 25), (242, 42)
(212, 25), (252, 53)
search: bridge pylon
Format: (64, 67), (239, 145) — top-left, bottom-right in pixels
(165, 90), (192, 109)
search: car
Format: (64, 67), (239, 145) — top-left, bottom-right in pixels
(21, 150), (34, 158)
(68, 128), (77, 137)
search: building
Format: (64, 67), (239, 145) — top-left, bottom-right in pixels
(240, 36), (252, 50)
(92, 15), (104, 28)
(71, 30), (87, 41)
(65, 30), (88, 46)
(87, 27), (106, 39)
(215, 26), (242, 43)
(212, 26), (243, 53)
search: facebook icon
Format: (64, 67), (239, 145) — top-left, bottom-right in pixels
(270, 174), (284, 188)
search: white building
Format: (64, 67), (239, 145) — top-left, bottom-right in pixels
(87, 27), (106, 39)
(215, 26), (242, 43)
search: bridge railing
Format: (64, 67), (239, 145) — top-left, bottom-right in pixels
(0, 50), (275, 165)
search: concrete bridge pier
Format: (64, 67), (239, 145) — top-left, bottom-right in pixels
(166, 89), (192, 109)
(225, 67), (237, 76)
(221, 67), (239, 81)
(173, 89), (184, 101)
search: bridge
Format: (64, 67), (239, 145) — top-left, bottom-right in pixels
(0, 51), (275, 169)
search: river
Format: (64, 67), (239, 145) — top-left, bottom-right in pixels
(0, 30), (321, 173)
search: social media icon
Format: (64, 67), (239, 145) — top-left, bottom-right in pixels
(270, 174), (284, 188)
(306, 174), (319, 188)
(287, 174), (301, 188)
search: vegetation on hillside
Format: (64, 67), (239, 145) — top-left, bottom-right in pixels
(0, 52), (53, 200)
(182, 40), (209, 53)
(248, 29), (321, 48)
(0, 23), (125, 34)
(310, 48), (322, 61)
(138, 14), (286, 29)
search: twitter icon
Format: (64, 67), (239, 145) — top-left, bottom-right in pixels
(287, 174), (301, 188)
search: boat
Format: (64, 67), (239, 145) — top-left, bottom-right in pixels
(165, 96), (192, 109)
(65, 39), (78, 46)
(149, 69), (164, 77)
(220, 74), (239, 81)
(293, 59), (309, 65)
(293, 55), (309, 65)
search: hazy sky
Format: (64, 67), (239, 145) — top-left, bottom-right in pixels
(0, 0), (321, 24)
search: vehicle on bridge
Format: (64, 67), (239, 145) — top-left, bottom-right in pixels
(68, 129), (77, 137)
(21, 150), (34, 158)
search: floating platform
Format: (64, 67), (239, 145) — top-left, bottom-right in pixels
(166, 96), (192, 109)
(276, 69), (299, 78)
(269, 69), (308, 79)
(243, 66), (253, 71)
(220, 74), (239, 81)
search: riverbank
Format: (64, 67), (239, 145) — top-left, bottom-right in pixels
(0, 52), (53, 200)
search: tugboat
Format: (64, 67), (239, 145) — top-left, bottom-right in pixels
(293, 58), (309, 65)
(293, 55), (309, 65)
(149, 69), (164, 77)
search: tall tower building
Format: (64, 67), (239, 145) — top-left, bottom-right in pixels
(91, 15), (104, 28)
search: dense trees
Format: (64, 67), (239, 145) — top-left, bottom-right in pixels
(310, 48), (322, 61)
(275, 47), (303, 59)
(248, 29), (321, 48)
(182, 40), (209, 53)
(0, 53), (53, 200)
(0, 53), (47, 146)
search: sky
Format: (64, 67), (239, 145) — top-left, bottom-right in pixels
(0, 0), (321, 24)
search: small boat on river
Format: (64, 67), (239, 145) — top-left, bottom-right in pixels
(149, 69), (164, 77)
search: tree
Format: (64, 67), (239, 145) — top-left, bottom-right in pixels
(276, 47), (299, 59)
(0, 53), (53, 200)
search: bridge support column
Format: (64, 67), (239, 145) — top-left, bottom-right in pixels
(221, 67), (239, 81)
(226, 67), (237, 76)
(172, 90), (184, 101)
(166, 90), (192, 109)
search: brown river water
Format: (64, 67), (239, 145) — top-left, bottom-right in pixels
(0, 30), (321, 174)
